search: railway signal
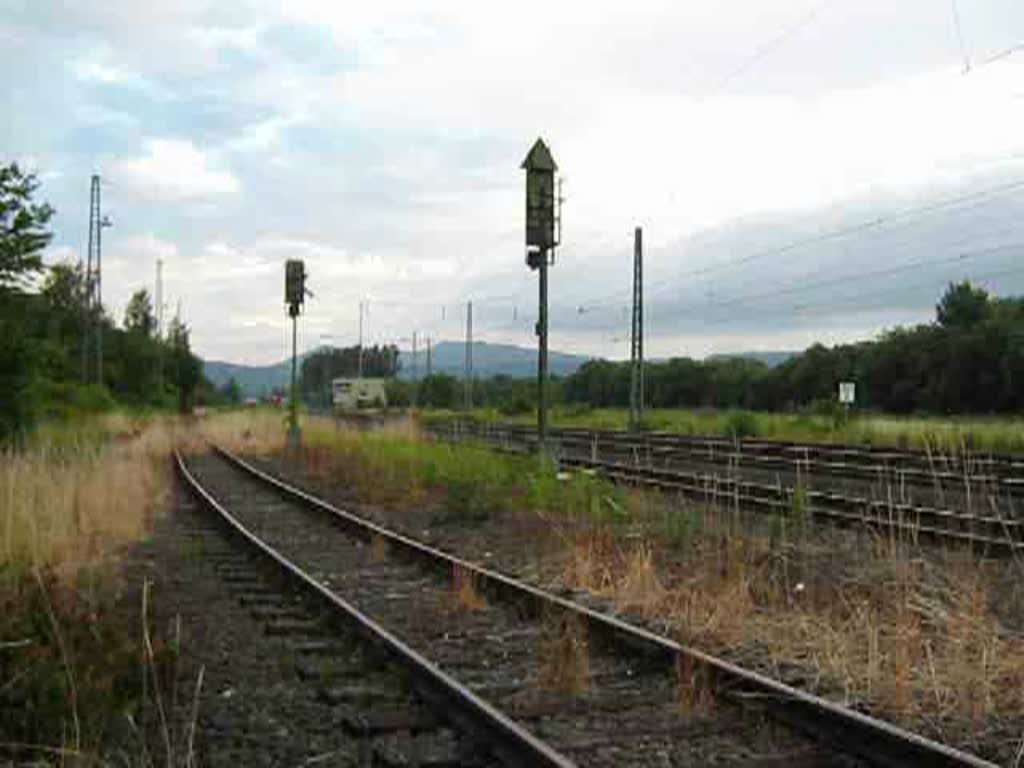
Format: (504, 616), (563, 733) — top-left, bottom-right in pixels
(522, 138), (561, 453)
(285, 259), (308, 450)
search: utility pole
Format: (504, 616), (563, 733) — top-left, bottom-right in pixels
(464, 301), (473, 410)
(83, 175), (111, 384)
(412, 330), (418, 408)
(522, 138), (560, 453)
(426, 336), (432, 377)
(629, 226), (645, 431)
(357, 300), (365, 378)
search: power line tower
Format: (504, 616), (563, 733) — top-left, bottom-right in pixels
(464, 301), (473, 410)
(629, 226), (645, 431)
(83, 174), (111, 383)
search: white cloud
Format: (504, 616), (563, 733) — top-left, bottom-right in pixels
(111, 139), (241, 202)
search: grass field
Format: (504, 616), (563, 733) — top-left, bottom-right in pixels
(429, 406), (1024, 454)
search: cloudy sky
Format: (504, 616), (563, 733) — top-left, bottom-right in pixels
(4, 0), (1024, 364)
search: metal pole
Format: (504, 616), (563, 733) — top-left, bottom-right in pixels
(630, 227), (643, 430)
(83, 176), (96, 383)
(288, 312), (301, 449)
(464, 301), (473, 410)
(538, 249), (549, 451)
(638, 229), (644, 424)
(426, 336), (432, 377)
(358, 300), (364, 378)
(96, 178), (103, 384)
(412, 330), (418, 408)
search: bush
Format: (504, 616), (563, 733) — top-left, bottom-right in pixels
(723, 410), (759, 439)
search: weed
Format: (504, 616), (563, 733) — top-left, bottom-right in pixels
(676, 654), (716, 719)
(536, 613), (589, 697)
(452, 564), (487, 612)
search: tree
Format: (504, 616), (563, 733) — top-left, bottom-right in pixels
(124, 289), (156, 336)
(0, 163), (54, 294)
(42, 262), (88, 314)
(166, 317), (202, 413)
(936, 281), (990, 331)
(220, 377), (242, 405)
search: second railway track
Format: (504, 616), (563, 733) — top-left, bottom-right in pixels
(432, 421), (1024, 553)
(176, 445), (995, 767)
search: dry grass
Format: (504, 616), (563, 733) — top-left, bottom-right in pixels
(1, 415), (175, 579)
(536, 612), (590, 697)
(0, 414), (195, 764)
(547, 492), (1024, 760)
(183, 408), (285, 456)
(451, 564), (487, 612)
(676, 653), (716, 719)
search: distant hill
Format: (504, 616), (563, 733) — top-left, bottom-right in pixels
(204, 341), (590, 398)
(203, 358), (294, 398)
(706, 350), (795, 368)
(397, 341), (587, 380)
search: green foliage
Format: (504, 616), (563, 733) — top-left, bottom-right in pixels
(221, 376), (242, 405)
(419, 374), (459, 408)
(165, 316), (203, 413)
(0, 163), (53, 294)
(0, 308), (39, 442)
(936, 280), (990, 330)
(558, 281), (1024, 419)
(723, 409), (759, 439)
(123, 288), (156, 337)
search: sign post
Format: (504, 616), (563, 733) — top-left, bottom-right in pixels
(838, 380), (856, 423)
(521, 138), (560, 455)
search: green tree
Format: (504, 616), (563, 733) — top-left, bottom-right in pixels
(166, 317), (202, 413)
(221, 377), (242, 405)
(123, 288), (156, 337)
(0, 163), (54, 294)
(936, 281), (990, 331)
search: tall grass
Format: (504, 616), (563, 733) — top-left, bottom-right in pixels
(0, 413), (180, 763)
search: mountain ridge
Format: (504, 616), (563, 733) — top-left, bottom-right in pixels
(203, 342), (796, 398)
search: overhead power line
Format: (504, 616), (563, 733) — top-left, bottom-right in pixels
(566, 176), (1024, 314)
(703, 0), (837, 98)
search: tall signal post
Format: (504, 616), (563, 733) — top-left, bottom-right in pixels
(629, 227), (645, 431)
(285, 260), (308, 450)
(84, 174), (112, 383)
(522, 138), (560, 453)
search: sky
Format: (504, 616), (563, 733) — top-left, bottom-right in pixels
(3, 0), (1024, 365)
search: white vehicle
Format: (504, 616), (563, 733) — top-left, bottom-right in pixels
(332, 378), (388, 411)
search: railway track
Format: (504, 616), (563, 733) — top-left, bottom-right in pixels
(451, 422), (1024, 492)
(175, 446), (995, 767)
(434, 421), (1024, 553)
